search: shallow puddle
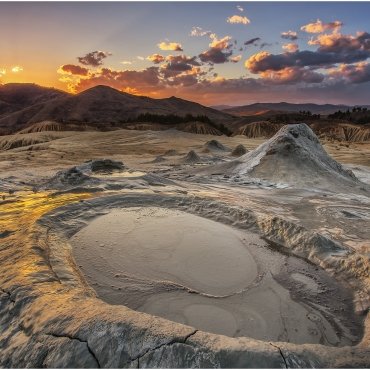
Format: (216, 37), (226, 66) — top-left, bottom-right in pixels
(70, 207), (363, 346)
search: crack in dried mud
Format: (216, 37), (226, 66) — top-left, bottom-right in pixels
(45, 332), (101, 368)
(270, 343), (288, 369)
(127, 330), (199, 368)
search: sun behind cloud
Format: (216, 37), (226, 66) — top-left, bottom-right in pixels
(11, 66), (23, 73)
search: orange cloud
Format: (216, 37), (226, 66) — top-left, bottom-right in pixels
(307, 31), (370, 53)
(159, 55), (202, 83)
(58, 64), (90, 76)
(146, 54), (165, 64)
(70, 67), (162, 95)
(158, 41), (183, 51)
(328, 62), (370, 83)
(259, 67), (324, 84)
(121, 86), (140, 95)
(209, 35), (232, 50)
(282, 43), (299, 53)
(199, 34), (234, 64)
(165, 54), (200, 65)
(164, 65), (203, 87)
(301, 19), (342, 34)
(226, 15), (250, 25)
(245, 51), (271, 72)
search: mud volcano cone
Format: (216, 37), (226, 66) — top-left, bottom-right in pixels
(183, 150), (201, 164)
(204, 139), (229, 152)
(198, 123), (361, 189)
(47, 167), (94, 188)
(231, 144), (248, 157)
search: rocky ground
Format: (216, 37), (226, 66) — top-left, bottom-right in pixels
(0, 124), (369, 368)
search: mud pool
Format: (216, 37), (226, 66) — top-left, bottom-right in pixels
(70, 207), (362, 346)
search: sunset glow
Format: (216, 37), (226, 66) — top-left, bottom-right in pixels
(1, 2), (370, 105)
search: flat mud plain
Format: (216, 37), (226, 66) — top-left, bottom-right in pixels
(0, 126), (370, 368)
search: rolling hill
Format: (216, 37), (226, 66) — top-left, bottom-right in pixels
(0, 84), (232, 134)
(0, 83), (68, 117)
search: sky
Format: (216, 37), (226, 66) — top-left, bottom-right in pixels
(1, 1), (370, 106)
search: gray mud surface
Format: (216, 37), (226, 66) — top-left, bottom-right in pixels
(1, 124), (369, 368)
(70, 207), (362, 346)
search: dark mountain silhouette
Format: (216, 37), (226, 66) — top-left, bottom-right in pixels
(0, 84), (232, 134)
(0, 83), (68, 117)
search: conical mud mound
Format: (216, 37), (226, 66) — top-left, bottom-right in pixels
(231, 144), (248, 157)
(204, 139), (229, 152)
(183, 150), (201, 164)
(197, 123), (363, 190)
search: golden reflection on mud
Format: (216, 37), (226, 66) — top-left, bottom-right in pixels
(0, 191), (94, 280)
(0, 191), (92, 229)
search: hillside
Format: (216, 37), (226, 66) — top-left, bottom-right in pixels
(0, 83), (68, 117)
(219, 102), (370, 116)
(0, 84), (232, 134)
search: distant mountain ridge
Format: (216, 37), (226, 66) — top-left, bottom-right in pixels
(0, 83), (369, 142)
(0, 83), (232, 134)
(213, 102), (370, 116)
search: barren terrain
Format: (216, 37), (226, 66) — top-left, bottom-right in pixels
(0, 124), (369, 368)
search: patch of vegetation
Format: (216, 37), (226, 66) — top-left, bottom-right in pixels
(127, 113), (210, 124)
(126, 113), (233, 136)
(216, 123), (233, 136)
(268, 111), (321, 124)
(328, 107), (370, 124)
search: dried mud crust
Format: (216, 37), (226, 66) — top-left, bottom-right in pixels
(0, 191), (368, 368)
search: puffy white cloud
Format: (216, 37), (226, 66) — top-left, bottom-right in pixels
(227, 15), (250, 25)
